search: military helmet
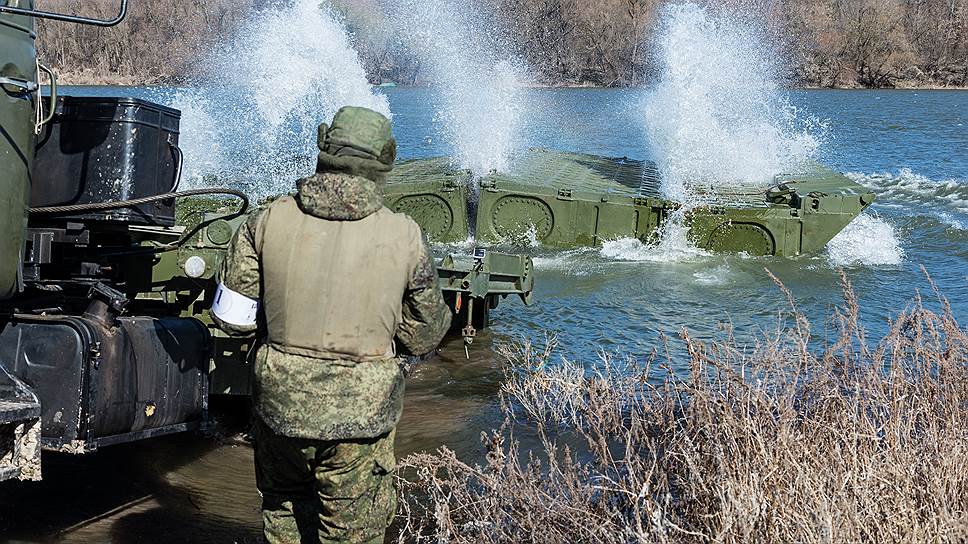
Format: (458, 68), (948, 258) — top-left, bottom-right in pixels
(318, 106), (396, 166)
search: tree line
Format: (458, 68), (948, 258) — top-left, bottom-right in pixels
(34, 0), (254, 84)
(34, 0), (968, 88)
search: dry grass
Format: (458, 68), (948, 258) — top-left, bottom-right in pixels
(396, 269), (968, 543)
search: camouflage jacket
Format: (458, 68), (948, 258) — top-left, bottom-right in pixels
(216, 171), (451, 440)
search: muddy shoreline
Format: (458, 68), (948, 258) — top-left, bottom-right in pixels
(0, 334), (507, 543)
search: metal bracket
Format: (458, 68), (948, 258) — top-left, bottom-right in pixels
(462, 297), (476, 359)
(0, 76), (36, 94)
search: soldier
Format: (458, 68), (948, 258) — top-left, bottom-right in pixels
(211, 106), (452, 543)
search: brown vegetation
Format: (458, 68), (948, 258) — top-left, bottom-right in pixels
(31, 1), (968, 87)
(396, 270), (968, 542)
(777, 0), (968, 88)
(34, 0), (254, 84)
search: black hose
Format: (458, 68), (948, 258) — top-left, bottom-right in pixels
(0, 0), (128, 27)
(28, 187), (249, 216)
(30, 188), (251, 253)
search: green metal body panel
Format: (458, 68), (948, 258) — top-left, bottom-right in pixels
(387, 150), (875, 257)
(384, 160), (471, 244)
(474, 178), (673, 248)
(0, 5), (36, 298)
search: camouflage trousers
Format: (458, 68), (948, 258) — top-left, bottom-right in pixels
(254, 418), (397, 543)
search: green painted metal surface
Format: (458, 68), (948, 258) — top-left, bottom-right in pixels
(384, 158), (472, 244)
(387, 149), (875, 257)
(0, 6), (37, 298)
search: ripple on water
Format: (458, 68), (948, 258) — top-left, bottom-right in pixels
(693, 263), (734, 285)
(848, 169), (968, 214)
(160, 439), (261, 526)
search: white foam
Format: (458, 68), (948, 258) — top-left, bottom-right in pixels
(847, 169), (968, 213)
(642, 3), (822, 202)
(388, 0), (530, 178)
(600, 223), (711, 264)
(826, 213), (904, 267)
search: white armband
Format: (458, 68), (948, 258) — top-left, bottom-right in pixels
(212, 282), (259, 327)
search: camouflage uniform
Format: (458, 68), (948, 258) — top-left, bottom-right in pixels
(215, 107), (451, 543)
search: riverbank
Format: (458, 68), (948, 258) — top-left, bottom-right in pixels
(34, 1), (968, 93)
(398, 276), (968, 543)
(50, 72), (968, 90)
(3, 273), (963, 543)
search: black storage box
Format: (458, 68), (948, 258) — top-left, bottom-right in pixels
(32, 96), (182, 226)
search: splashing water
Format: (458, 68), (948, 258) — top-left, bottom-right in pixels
(166, 90), (223, 185)
(167, 0), (389, 197)
(847, 169), (968, 214)
(631, 2), (825, 263)
(600, 210), (711, 263)
(692, 265), (733, 286)
(388, 0), (530, 179)
(937, 212), (966, 231)
(826, 213), (904, 266)
(643, 2), (822, 202)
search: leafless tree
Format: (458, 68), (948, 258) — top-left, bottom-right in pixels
(31, 0), (968, 88)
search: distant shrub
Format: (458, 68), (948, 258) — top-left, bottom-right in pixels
(35, 0), (254, 84)
(30, 0), (968, 88)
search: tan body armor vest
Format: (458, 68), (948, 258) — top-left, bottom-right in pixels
(256, 196), (424, 361)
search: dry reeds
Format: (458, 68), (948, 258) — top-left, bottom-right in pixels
(397, 270), (968, 543)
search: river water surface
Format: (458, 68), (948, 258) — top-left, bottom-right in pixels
(1, 87), (966, 543)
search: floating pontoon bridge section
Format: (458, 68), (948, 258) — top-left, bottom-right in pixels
(386, 149), (875, 257)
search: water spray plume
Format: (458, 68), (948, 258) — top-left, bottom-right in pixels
(644, 2), (822, 202)
(624, 3), (826, 264)
(388, 0), (531, 179)
(230, 0), (389, 126)
(168, 0), (389, 198)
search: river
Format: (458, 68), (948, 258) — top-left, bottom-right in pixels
(1, 87), (966, 542)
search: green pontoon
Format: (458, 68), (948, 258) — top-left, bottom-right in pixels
(386, 149), (875, 257)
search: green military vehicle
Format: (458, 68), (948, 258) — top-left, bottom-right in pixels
(386, 149), (875, 256)
(0, 1), (533, 482)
